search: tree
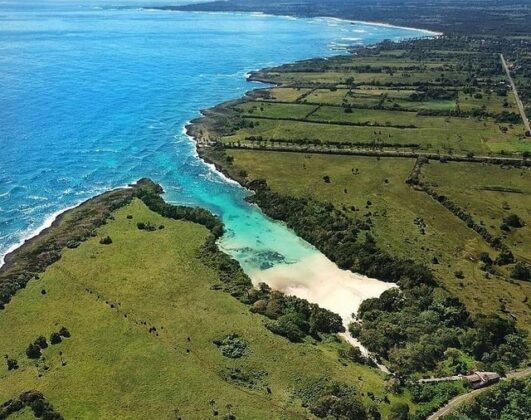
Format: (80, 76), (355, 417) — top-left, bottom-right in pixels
(479, 252), (492, 265)
(503, 214), (524, 228)
(511, 262), (530, 281)
(50, 332), (62, 345)
(389, 402), (409, 420)
(265, 316), (306, 342)
(25, 343), (41, 359)
(34, 336), (48, 349)
(311, 394), (367, 419)
(495, 250), (514, 266)
(59, 327), (71, 338)
(99, 236), (112, 245)
(5, 357), (18, 370)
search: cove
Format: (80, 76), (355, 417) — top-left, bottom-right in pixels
(0, 1), (432, 325)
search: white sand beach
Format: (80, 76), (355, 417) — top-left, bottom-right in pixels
(250, 252), (397, 327)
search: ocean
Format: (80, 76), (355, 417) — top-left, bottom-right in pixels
(0, 1), (431, 313)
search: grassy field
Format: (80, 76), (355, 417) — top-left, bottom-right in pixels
(0, 198), (412, 419)
(218, 39), (531, 156)
(222, 150), (531, 335)
(423, 161), (531, 261)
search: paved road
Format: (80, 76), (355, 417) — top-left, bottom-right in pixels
(500, 54), (531, 135)
(428, 368), (531, 419)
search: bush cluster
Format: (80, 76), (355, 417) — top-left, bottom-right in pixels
(213, 334), (248, 358)
(0, 391), (63, 420)
(296, 378), (367, 419)
(25, 327), (70, 359)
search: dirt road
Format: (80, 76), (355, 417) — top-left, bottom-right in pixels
(500, 54), (531, 135)
(427, 368), (531, 419)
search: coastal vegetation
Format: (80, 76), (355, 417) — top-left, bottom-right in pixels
(187, 30), (530, 386)
(3, 1), (530, 417)
(1, 181), (414, 418)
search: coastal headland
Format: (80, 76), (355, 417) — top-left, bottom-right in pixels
(1, 2), (530, 418)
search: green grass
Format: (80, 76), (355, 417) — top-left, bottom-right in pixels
(423, 161), (531, 261)
(273, 71), (470, 86)
(458, 90), (519, 114)
(224, 150), (531, 335)
(237, 101), (316, 119)
(0, 199), (403, 419)
(229, 45), (530, 156)
(303, 88), (348, 105)
(268, 87), (310, 102)
(224, 115), (526, 154)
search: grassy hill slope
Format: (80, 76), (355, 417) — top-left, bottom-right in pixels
(1, 198), (404, 419)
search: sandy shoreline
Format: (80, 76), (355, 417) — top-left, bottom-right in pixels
(0, 205), (75, 269)
(249, 253), (396, 328)
(152, 9), (441, 37)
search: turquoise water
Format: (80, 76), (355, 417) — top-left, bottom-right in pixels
(0, 1), (431, 273)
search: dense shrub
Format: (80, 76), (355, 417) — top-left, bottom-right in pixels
(5, 357), (18, 371)
(19, 391), (63, 420)
(511, 262), (531, 281)
(219, 367), (267, 391)
(251, 287), (344, 341)
(351, 286), (527, 375)
(389, 402), (409, 420)
(136, 222), (156, 231)
(338, 347), (372, 366)
(296, 378), (367, 419)
(50, 332), (62, 345)
(495, 249), (514, 265)
(34, 336), (48, 349)
(266, 316), (306, 342)
(59, 326), (71, 338)
(503, 213), (524, 228)
(449, 377), (531, 419)
(99, 236), (113, 245)
(25, 343), (41, 359)
(213, 334), (248, 358)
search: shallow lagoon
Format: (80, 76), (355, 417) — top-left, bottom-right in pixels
(0, 1), (431, 322)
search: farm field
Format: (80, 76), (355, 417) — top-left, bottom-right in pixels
(211, 38), (531, 156)
(0, 198), (407, 419)
(422, 161), (531, 261)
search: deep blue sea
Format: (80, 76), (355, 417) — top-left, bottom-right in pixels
(0, 1), (431, 278)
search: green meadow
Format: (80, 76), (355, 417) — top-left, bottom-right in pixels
(423, 161), (531, 261)
(1, 199), (409, 419)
